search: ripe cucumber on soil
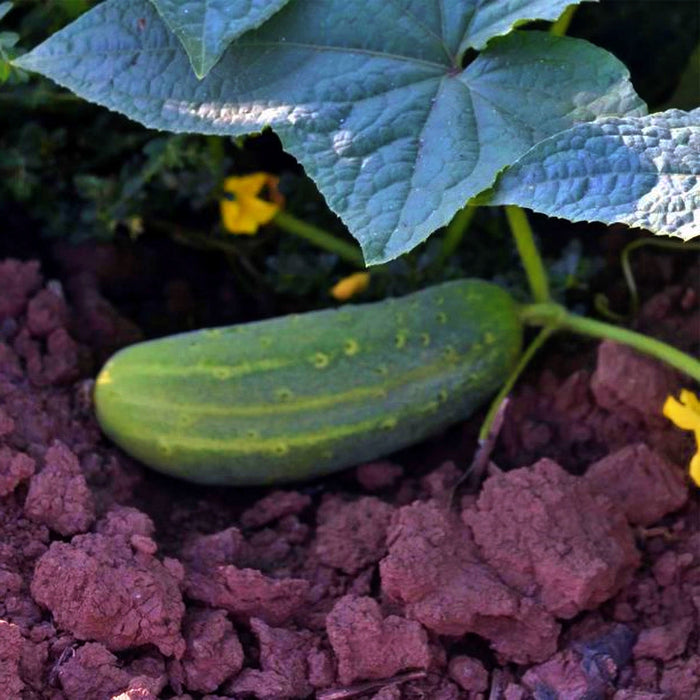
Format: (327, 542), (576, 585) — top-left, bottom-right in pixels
(94, 279), (522, 485)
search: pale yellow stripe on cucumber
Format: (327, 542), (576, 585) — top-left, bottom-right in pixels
(149, 399), (445, 455)
(109, 383), (386, 415)
(106, 347), (469, 417)
(110, 357), (289, 378)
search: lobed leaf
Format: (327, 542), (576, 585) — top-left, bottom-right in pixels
(17, 0), (645, 263)
(457, 0), (592, 54)
(488, 109), (700, 240)
(149, 0), (291, 78)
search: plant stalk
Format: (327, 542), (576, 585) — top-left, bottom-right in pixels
(521, 302), (700, 381)
(550, 5), (577, 37)
(619, 237), (700, 317)
(438, 205), (476, 265)
(478, 324), (556, 441)
(273, 210), (366, 268)
(505, 205), (550, 303)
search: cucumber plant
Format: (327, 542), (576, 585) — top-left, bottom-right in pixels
(13, 0), (700, 483)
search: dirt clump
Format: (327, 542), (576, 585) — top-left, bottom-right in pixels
(169, 608), (244, 694)
(0, 620), (24, 697)
(0, 259), (41, 322)
(0, 446), (34, 497)
(314, 496), (395, 575)
(464, 458), (640, 618)
(633, 617), (694, 661)
(585, 442), (688, 526)
(227, 618), (318, 698)
(381, 499), (560, 664)
(26, 286), (70, 339)
(30, 525), (186, 656)
(326, 595), (431, 685)
(447, 656), (489, 693)
(240, 490), (311, 529)
(24, 440), (96, 536)
(57, 643), (166, 700)
(184, 555), (311, 626)
(591, 340), (680, 427)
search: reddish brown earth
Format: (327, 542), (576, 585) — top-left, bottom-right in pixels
(0, 251), (698, 699)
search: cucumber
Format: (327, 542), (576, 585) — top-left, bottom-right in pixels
(94, 279), (522, 485)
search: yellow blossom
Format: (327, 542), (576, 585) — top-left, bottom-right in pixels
(220, 173), (281, 234)
(330, 272), (370, 301)
(663, 389), (700, 485)
(125, 215), (144, 239)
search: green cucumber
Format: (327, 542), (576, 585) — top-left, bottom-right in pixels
(94, 279), (522, 485)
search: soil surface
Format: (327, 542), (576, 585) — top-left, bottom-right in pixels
(0, 247), (699, 700)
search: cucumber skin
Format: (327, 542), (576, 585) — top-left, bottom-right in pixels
(94, 279), (522, 485)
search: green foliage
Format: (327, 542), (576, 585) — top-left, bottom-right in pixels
(72, 133), (228, 239)
(0, 2), (26, 84)
(16, 0), (646, 264)
(488, 109), (700, 240)
(150, 0), (291, 78)
(0, 118), (230, 242)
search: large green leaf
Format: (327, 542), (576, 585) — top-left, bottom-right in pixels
(457, 0), (584, 53)
(16, 0), (646, 264)
(149, 0), (291, 78)
(488, 109), (700, 240)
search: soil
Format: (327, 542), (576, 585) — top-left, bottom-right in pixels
(0, 244), (698, 700)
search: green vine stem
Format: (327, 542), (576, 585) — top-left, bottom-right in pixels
(273, 210), (366, 268)
(521, 302), (700, 381)
(478, 324), (556, 441)
(438, 205), (476, 266)
(505, 205), (550, 303)
(593, 294), (628, 323)
(598, 237), (700, 319)
(549, 5), (578, 38)
(152, 210), (366, 269)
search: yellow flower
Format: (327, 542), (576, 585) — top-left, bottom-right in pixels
(663, 389), (700, 485)
(220, 173), (281, 234)
(330, 272), (370, 301)
(125, 215), (144, 239)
